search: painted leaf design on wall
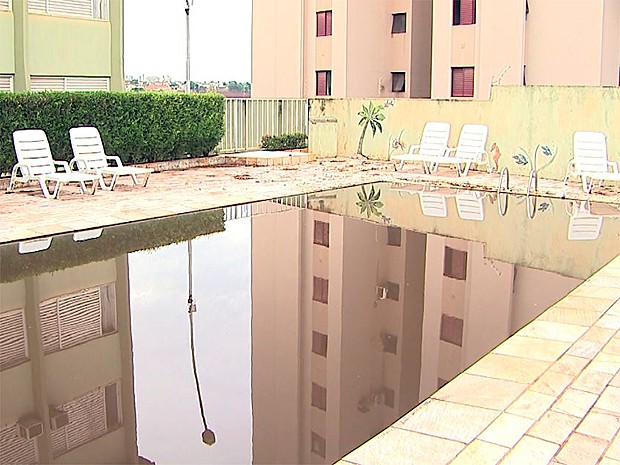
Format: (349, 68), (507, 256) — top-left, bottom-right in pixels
(356, 185), (384, 218)
(513, 153), (529, 165)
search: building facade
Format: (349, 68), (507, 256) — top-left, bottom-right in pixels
(0, 0), (124, 92)
(251, 0), (620, 99)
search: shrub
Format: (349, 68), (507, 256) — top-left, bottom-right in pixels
(260, 132), (308, 151)
(0, 91), (226, 174)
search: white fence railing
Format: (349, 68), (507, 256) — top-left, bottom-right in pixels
(218, 98), (309, 153)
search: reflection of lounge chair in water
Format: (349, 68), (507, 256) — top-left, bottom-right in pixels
(419, 191), (449, 217)
(455, 190), (485, 221)
(565, 200), (616, 241)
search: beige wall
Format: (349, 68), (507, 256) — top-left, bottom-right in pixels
(0, 11), (15, 74)
(308, 86), (620, 180)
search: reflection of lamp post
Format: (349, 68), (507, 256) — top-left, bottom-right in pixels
(187, 240), (216, 446)
(184, 0), (193, 93)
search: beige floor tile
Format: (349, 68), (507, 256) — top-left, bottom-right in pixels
(595, 386), (620, 415)
(550, 355), (590, 377)
(556, 295), (616, 313)
(567, 339), (606, 359)
(590, 352), (620, 376)
(539, 307), (603, 327)
(343, 428), (464, 465)
(499, 435), (559, 465)
(517, 320), (588, 343)
(506, 390), (557, 420)
(479, 413), (536, 448)
(599, 458), (620, 465)
(450, 440), (508, 465)
(528, 411), (581, 445)
(553, 389), (599, 418)
(576, 411), (620, 441)
(569, 285), (620, 301)
(555, 432), (608, 465)
(432, 373), (527, 411)
(572, 369), (614, 394)
(596, 315), (620, 330)
(467, 353), (551, 384)
(531, 370), (574, 396)
(493, 336), (570, 362)
(606, 434), (620, 461)
(603, 337), (620, 356)
(612, 372), (620, 387)
(582, 326), (617, 344)
(398, 399), (500, 444)
(586, 277), (620, 289)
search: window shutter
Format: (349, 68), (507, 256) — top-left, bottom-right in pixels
(317, 72), (326, 96)
(65, 77), (110, 91)
(317, 12), (325, 36)
(463, 67), (474, 97)
(452, 68), (464, 97)
(0, 310), (28, 370)
(460, 0), (475, 25)
(28, 0), (47, 13)
(0, 424), (37, 465)
(30, 76), (65, 91)
(0, 75), (13, 92)
(325, 11), (332, 36)
(0, 0), (10, 11)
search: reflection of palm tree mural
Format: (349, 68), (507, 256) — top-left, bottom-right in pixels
(187, 241), (216, 446)
(356, 102), (386, 157)
(356, 185), (384, 218)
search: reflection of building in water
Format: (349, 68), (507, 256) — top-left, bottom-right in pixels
(251, 204), (581, 464)
(0, 257), (138, 464)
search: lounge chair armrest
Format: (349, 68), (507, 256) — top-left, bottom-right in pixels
(54, 160), (71, 172)
(408, 144), (421, 154)
(445, 147), (457, 156)
(106, 155), (123, 167)
(607, 161), (619, 173)
(12, 162), (30, 177)
(69, 158), (85, 171)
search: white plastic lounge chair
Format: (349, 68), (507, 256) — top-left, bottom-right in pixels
(434, 124), (491, 176)
(69, 126), (152, 191)
(391, 122), (451, 172)
(564, 131), (620, 193)
(455, 190), (485, 221)
(566, 201), (603, 241)
(419, 191), (449, 217)
(8, 129), (98, 199)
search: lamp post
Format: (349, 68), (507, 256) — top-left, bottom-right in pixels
(187, 240), (216, 446)
(184, 0), (193, 93)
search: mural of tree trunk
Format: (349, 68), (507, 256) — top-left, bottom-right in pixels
(356, 102), (386, 156)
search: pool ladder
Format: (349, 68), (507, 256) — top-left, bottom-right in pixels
(497, 167), (539, 219)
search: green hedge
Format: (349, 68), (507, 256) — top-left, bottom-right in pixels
(0, 91), (226, 174)
(0, 209), (225, 283)
(260, 132), (308, 151)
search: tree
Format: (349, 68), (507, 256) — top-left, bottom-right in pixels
(356, 101), (385, 156)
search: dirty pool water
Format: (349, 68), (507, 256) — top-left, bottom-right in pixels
(1, 182), (619, 465)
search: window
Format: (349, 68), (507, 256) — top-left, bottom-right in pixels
(391, 13), (406, 33)
(440, 313), (464, 346)
(30, 76), (110, 92)
(383, 388), (395, 408)
(0, 75), (13, 93)
(0, 310), (28, 370)
(312, 331), (328, 357)
(28, 0), (108, 19)
(391, 72), (406, 93)
(311, 383), (327, 410)
(311, 432), (326, 458)
(316, 10), (332, 37)
(453, 0), (476, 25)
(0, 0), (10, 11)
(381, 332), (398, 354)
(387, 226), (401, 246)
(451, 67), (474, 98)
(312, 277), (329, 304)
(0, 424), (37, 465)
(313, 220), (329, 247)
(385, 281), (400, 301)
(444, 246), (467, 279)
(316, 71), (332, 96)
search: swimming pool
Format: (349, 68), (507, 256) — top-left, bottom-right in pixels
(1, 182), (619, 464)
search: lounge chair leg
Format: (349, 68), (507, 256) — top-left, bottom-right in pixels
(142, 172), (151, 187)
(40, 179), (61, 199)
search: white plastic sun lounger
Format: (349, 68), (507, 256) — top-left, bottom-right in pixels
(419, 191), (449, 217)
(8, 129), (98, 199)
(434, 124), (491, 176)
(391, 122), (451, 172)
(455, 190), (485, 221)
(564, 131), (620, 193)
(566, 201), (604, 241)
(69, 126), (152, 191)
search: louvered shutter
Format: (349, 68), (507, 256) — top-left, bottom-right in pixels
(49, 0), (92, 17)
(28, 0), (47, 13)
(65, 77), (110, 91)
(0, 310), (28, 370)
(40, 299), (61, 353)
(325, 11), (332, 36)
(463, 67), (474, 97)
(30, 76), (65, 91)
(0, 75), (13, 92)
(0, 0), (10, 11)
(317, 72), (327, 96)
(0, 424), (37, 465)
(317, 12), (325, 36)
(460, 0), (475, 25)
(452, 68), (464, 97)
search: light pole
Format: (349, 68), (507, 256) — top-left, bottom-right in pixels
(187, 240), (216, 446)
(185, 0), (193, 93)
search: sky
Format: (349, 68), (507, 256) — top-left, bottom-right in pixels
(124, 0), (252, 83)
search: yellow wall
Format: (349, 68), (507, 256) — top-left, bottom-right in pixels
(28, 14), (111, 76)
(308, 86), (620, 180)
(0, 12), (15, 74)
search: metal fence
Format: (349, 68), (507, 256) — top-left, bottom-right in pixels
(218, 98), (309, 153)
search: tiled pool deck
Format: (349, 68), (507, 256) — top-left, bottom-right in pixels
(2, 155), (620, 465)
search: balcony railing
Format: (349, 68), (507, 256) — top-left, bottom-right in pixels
(218, 98), (309, 154)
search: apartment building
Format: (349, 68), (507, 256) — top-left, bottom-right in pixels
(251, 0), (620, 99)
(0, 0), (123, 92)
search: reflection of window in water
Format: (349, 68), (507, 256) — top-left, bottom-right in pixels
(0, 309), (29, 370)
(0, 423), (38, 465)
(39, 283), (117, 354)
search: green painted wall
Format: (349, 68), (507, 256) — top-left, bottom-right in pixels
(28, 14), (111, 76)
(0, 12), (15, 74)
(309, 86), (620, 181)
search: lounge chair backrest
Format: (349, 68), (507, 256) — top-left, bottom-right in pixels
(455, 124), (488, 161)
(12, 129), (56, 176)
(419, 192), (448, 217)
(419, 122), (451, 157)
(70, 126), (109, 170)
(574, 131), (608, 173)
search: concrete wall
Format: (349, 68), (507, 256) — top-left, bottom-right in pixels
(0, 12), (15, 74)
(308, 85), (620, 180)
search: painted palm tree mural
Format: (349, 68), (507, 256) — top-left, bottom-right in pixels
(357, 102), (386, 156)
(356, 184), (384, 218)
